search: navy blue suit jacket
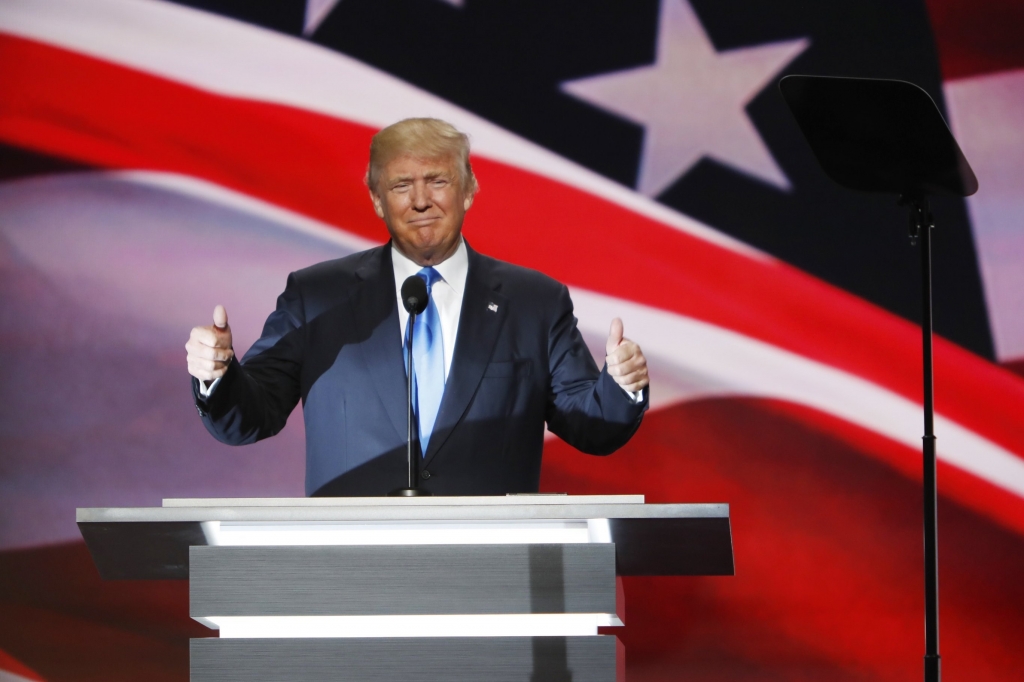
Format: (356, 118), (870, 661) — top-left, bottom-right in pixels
(195, 242), (647, 496)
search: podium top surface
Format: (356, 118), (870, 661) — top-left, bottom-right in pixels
(77, 496), (733, 580)
(160, 494), (645, 508)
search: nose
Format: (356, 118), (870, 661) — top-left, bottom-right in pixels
(411, 181), (432, 210)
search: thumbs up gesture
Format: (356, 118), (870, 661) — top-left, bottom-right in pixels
(186, 305), (235, 383)
(605, 317), (649, 393)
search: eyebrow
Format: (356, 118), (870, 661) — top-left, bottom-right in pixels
(388, 171), (451, 187)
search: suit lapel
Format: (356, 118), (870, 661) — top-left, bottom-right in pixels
(351, 246), (407, 442)
(423, 246), (508, 466)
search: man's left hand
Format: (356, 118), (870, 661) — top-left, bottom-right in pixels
(605, 317), (649, 394)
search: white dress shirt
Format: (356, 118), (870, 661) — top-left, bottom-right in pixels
(392, 239), (468, 381)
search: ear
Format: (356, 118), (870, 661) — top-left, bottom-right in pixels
(463, 193), (474, 211)
(369, 190), (385, 219)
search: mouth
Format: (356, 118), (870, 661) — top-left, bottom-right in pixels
(408, 216), (441, 226)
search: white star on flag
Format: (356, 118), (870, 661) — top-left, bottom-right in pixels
(303, 0), (342, 36)
(561, 0), (808, 197)
(304, 0), (462, 36)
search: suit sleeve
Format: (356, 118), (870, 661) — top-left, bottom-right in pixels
(193, 273), (306, 445)
(544, 284), (648, 455)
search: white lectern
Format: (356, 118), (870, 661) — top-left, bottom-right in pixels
(78, 495), (733, 682)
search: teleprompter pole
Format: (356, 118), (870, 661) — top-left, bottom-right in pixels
(908, 197), (940, 682)
(779, 75), (979, 682)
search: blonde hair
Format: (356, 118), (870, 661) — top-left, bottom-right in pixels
(366, 118), (479, 195)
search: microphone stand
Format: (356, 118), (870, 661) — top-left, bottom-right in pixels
(390, 311), (431, 497)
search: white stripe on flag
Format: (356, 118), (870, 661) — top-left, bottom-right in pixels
(945, 69), (1024, 363)
(0, 670), (42, 682)
(115, 171), (376, 253)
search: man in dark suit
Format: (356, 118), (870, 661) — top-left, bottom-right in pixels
(186, 118), (649, 496)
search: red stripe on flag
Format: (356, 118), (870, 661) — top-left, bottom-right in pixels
(0, 33), (387, 241)
(757, 400), (1024, 538)
(0, 648), (45, 682)
(0, 543), (203, 682)
(1004, 359), (1024, 379)
(925, 0), (1024, 80)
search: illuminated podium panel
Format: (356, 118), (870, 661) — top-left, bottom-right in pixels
(78, 496), (733, 682)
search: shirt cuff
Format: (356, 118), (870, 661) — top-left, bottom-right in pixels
(622, 386), (644, 403)
(198, 377), (221, 399)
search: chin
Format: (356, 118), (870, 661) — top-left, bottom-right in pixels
(416, 236), (448, 252)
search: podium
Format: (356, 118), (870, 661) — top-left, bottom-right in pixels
(78, 495), (733, 681)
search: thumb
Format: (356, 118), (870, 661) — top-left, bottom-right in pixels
(606, 317), (624, 356)
(212, 304), (229, 331)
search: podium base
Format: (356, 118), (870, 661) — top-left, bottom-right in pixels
(388, 487), (432, 497)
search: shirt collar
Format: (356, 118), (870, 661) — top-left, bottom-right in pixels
(391, 237), (469, 295)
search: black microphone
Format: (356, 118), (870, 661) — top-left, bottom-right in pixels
(401, 275), (428, 315)
(391, 274), (431, 496)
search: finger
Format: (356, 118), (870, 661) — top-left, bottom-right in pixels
(188, 360), (229, 382)
(188, 326), (219, 347)
(607, 351), (646, 377)
(189, 355), (231, 373)
(611, 366), (650, 392)
(189, 356), (231, 372)
(186, 342), (234, 362)
(606, 339), (640, 367)
(189, 325), (233, 349)
(605, 317), (624, 356)
(618, 376), (650, 393)
(213, 304), (229, 330)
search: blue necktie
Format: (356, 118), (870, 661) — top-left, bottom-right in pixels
(406, 267), (445, 456)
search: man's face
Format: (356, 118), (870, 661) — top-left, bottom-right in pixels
(370, 154), (474, 266)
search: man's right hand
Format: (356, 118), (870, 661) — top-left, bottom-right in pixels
(186, 305), (235, 384)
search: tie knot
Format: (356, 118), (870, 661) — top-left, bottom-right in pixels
(417, 266), (442, 291)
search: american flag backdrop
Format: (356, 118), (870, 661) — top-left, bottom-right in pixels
(1, 0), (1023, 680)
